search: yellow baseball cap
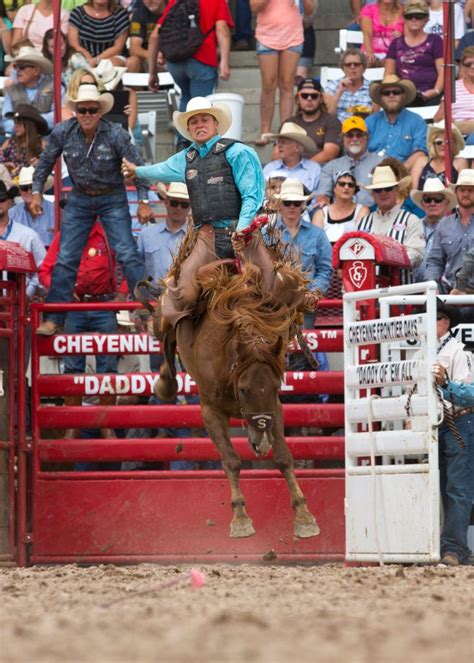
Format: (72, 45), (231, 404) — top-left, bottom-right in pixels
(342, 116), (368, 134)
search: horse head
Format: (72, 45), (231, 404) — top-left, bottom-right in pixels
(233, 336), (284, 457)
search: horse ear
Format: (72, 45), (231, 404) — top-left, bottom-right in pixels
(272, 336), (284, 357)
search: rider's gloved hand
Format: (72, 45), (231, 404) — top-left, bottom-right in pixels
(231, 231), (246, 254)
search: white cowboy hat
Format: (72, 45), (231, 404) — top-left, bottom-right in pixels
(156, 181), (190, 201)
(90, 59), (126, 91)
(427, 121), (465, 155)
(13, 46), (53, 75)
(66, 84), (114, 115)
(448, 168), (474, 190)
(362, 165), (412, 191)
(267, 122), (317, 157)
(410, 176), (457, 209)
(272, 178), (315, 203)
(116, 310), (135, 327)
(265, 171), (287, 181)
(173, 96), (232, 142)
(18, 166), (54, 192)
(369, 74), (417, 106)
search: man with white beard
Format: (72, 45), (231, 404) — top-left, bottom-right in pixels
(316, 116), (383, 208)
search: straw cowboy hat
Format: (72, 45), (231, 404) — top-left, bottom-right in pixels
(91, 59), (126, 91)
(18, 166), (54, 193)
(66, 84), (114, 115)
(448, 168), (474, 190)
(268, 122), (317, 157)
(369, 74), (417, 106)
(272, 178), (315, 203)
(173, 96), (232, 142)
(5, 103), (48, 135)
(156, 182), (190, 200)
(427, 121), (465, 154)
(362, 165), (412, 191)
(13, 46), (53, 75)
(410, 176), (457, 209)
(116, 310), (136, 328)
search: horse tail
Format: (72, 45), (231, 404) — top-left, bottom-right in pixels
(154, 329), (178, 402)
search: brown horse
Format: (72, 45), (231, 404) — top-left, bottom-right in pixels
(154, 261), (320, 539)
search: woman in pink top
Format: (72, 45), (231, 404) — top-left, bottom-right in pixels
(251, 0), (314, 145)
(12, 0), (69, 51)
(360, 0), (403, 66)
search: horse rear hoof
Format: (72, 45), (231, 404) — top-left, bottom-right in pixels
(294, 519), (321, 539)
(154, 377), (178, 402)
(230, 519), (256, 538)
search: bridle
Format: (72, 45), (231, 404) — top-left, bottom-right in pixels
(230, 358), (276, 433)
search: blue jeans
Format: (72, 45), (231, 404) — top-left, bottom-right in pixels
(45, 190), (144, 325)
(439, 413), (474, 563)
(166, 58), (217, 111)
(233, 0), (251, 41)
(64, 310), (118, 374)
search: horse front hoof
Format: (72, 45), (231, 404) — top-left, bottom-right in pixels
(230, 518), (256, 538)
(294, 518), (320, 539)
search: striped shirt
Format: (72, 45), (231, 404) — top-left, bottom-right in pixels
(69, 6), (130, 58)
(452, 79), (474, 124)
(357, 204), (425, 267)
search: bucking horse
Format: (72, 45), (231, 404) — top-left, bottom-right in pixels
(138, 220), (320, 539)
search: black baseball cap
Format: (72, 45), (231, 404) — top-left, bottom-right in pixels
(297, 78), (323, 93)
(0, 181), (19, 202)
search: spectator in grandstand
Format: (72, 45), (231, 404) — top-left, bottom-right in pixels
(268, 177), (332, 302)
(137, 182), (190, 284)
(316, 115), (383, 208)
(377, 154), (426, 217)
(430, 303), (473, 567)
(451, 246), (474, 295)
(2, 46), (58, 135)
(32, 84), (153, 337)
(283, 78), (342, 165)
(0, 1), (12, 76)
(12, 0), (69, 52)
(8, 165), (54, 248)
(425, 168), (474, 293)
(263, 122), (320, 193)
(264, 172), (286, 212)
(68, 0), (129, 69)
(454, 30), (474, 62)
(358, 164), (425, 266)
(312, 171), (370, 243)
(360, 0), (404, 66)
(434, 46), (474, 145)
(365, 74), (428, 169)
(425, 0), (466, 49)
(409, 177), (457, 281)
(0, 104), (47, 179)
(433, 362), (474, 407)
(91, 59), (139, 139)
(324, 48), (373, 123)
(0, 179), (45, 299)
(148, 0), (233, 150)
(127, 0), (166, 73)
(251, 0), (314, 145)
(42, 29), (78, 86)
(39, 220), (123, 440)
(411, 122), (468, 190)
(384, 1), (444, 106)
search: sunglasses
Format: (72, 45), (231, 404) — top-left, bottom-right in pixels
(13, 63), (35, 71)
(422, 195), (445, 204)
(381, 89), (403, 97)
(299, 92), (320, 100)
(19, 185), (32, 192)
(169, 199), (190, 208)
(433, 139), (445, 147)
(76, 106), (100, 115)
(404, 13), (427, 20)
(345, 131), (365, 139)
(344, 62), (363, 68)
(337, 181), (356, 189)
(282, 200), (303, 207)
(373, 186), (396, 193)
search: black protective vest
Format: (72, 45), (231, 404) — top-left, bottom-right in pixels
(185, 139), (241, 225)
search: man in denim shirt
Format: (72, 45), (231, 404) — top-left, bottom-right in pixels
(32, 85), (154, 336)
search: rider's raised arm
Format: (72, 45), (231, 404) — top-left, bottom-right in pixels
(226, 144), (265, 231)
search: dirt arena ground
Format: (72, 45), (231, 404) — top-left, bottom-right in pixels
(0, 563), (473, 663)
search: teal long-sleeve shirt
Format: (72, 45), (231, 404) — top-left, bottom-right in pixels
(135, 135), (265, 231)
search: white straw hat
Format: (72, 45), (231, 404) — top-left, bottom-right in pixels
(173, 97), (232, 142)
(448, 168), (474, 190)
(13, 46), (53, 75)
(66, 84), (114, 115)
(18, 166), (54, 192)
(156, 182), (190, 200)
(410, 176), (457, 209)
(90, 59), (126, 91)
(362, 165), (412, 191)
(428, 121), (465, 155)
(267, 122), (317, 157)
(273, 178), (315, 202)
